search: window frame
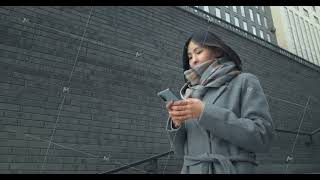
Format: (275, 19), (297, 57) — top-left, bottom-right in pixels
(314, 16), (319, 24)
(249, 9), (254, 22)
(259, 30), (264, 39)
(303, 8), (309, 17)
(204, 6), (209, 13)
(252, 26), (257, 35)
(225, 12), (231, 23)
(233, 6), (237, 13)
(234, 16), (240, 27)
(243, 21), (248, 31)
(267, 33), (271, 42)
(216, 7), (221, 18)
(257, 13), (261, 25)
(264, 17), (268, 28)
(240, 6), (245, 17)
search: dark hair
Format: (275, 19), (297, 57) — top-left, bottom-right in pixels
(182, 30), (242, 72)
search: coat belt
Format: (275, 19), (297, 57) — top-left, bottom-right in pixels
(183, 152), (258, 174)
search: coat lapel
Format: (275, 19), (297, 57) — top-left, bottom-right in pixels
(204, 84), (228, 105)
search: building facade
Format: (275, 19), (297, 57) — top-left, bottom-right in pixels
(270, 6), (320, 66)
(196, 6), (277, 44)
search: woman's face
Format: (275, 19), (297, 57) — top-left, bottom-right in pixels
(187, 40), (223, 69)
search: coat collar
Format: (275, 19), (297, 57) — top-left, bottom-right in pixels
(180, 82), (229, 104)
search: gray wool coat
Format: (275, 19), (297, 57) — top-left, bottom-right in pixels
(166, 73), (275, 174)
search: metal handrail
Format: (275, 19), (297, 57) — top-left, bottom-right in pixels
(275, 128), (318, 146)
(276, 127), (320, 137)
(312, 128), (320, 136)
(275, 128), (311, 136)
(101, 150), (174, 174)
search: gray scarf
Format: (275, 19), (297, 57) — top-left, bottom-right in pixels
(181, 56), (241, 99)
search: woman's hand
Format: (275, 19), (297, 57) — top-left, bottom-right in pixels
(166, 98), (205, 127)
(166, 101), (181, 127)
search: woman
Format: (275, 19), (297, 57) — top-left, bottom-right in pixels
(165, 30), (275, 174)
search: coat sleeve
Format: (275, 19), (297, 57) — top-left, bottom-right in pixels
(198, 73), (275, 153)
(166, 117), (187, 156)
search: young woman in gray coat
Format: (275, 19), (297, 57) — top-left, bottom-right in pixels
(165, 30), (275, 174)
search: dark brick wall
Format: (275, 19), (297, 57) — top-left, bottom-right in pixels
(0, 6), (319, 174)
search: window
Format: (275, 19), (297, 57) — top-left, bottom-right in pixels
(301, 18), (313, 62)
(291, 11), (303, 57)
(216, 8), (221, 18)
(204, 6), (209, 13)
(259, 30), (264, 39)
(252, 26), (256, 35)
(267, 34), (271, 42)
(315, 16), (319, 24)
(310, 25), (320, 65)
(264, 17), (268, 28)
(243, 21), (248, 31)
(225, 12), (230, 23)
(234, 17), (239, 27)
(194, 6), (199, 12)
(249, 9), (254, 22)
(284, 7), (298, 54)
(294, 14), (307, 59)
(257, 13), (261, 25)
(233, 6), (237, 13)
(303, 9), (309, 17)
(240, 6), (245, 17)
(262, 6), (265, 12)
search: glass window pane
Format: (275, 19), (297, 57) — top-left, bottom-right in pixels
(264, 17), (268, 28)
(260, 30), (264, 39)
(249, 9), (254, 21)
(241, 6), (245, 16)
(225, 12), (230, 23)
(303, 9), (309, 17)
(216, 8), (221, 18)
(257, 13), (261, 25)
(194, 6), (199, 13)
(233, 6), (237, 13)
(243, 21), (248, 31)
(252, 26), (256, 35)
(315, 16), (319, 24)
(267, 34), (271, 42)
(204, 6), (209, 13)
(234, 17), (239, 27)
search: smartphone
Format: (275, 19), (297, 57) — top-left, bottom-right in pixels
(157, 88), (180, 102)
